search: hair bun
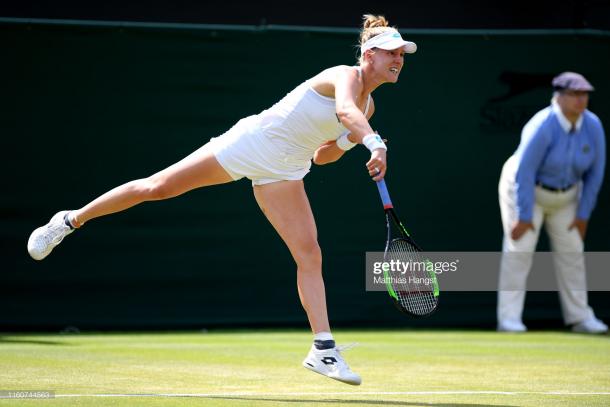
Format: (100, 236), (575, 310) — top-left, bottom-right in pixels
(362, 14), (389, 29)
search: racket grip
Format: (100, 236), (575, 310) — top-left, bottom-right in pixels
(376, 179), (393, 209)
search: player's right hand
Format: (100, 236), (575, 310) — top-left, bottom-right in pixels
(366, 149), (386, 181)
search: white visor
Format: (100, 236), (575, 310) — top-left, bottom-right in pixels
(360, 29), (417, 54)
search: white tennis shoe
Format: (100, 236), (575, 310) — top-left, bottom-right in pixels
(302, 344), (361, 385)
(27, 211), (74, 260)
(497, 319), (527, 332)
(572, 317), (608, 334)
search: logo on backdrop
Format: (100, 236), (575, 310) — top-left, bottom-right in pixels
(480, 71), (555, 132)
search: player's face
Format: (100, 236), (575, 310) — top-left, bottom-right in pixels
(557, 90), (589, 117)
(371, 47), (405, 83)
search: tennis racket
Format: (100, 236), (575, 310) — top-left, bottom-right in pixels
(375, 178), (439, 317)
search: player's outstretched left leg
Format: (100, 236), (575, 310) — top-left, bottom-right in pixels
(27, 210), (75, 260)
(27, 146), (235, 261)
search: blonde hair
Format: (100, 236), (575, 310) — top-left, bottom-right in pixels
(358, 14), (394, 64)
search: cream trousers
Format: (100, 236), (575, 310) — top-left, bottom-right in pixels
(497, 155), (594, 325)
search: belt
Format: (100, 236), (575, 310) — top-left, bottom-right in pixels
(536, 182), (574, 192)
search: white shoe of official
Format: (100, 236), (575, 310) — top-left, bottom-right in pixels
(302, 345), (361, 385)
(572, 317), (608, 334)
(497, 319), (527, 332)
(27, 211), (75, 260)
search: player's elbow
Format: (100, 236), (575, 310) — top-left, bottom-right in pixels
(335, 109), (351, 125)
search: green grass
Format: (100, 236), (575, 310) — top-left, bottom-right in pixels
(1, 329), (609, 406)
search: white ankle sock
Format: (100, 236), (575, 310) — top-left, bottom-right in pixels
(313, 331), (334, 341)
(67, 212), (79, 228)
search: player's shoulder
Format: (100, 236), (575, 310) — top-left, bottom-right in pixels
(333, 64), (359, 71)
(314, 65), (357, 82)
(321, 65), (355, 73)
(331, 65), (362, 78)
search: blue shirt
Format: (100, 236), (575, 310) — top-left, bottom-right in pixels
(513, 103), (606, 221)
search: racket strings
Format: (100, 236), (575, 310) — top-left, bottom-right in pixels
(387, 239), (438, 316)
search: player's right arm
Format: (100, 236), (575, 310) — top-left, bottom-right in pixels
(334, 66), (375, 143)
(335, 67), (386, 180)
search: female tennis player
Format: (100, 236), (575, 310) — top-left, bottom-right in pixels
(28, 14), (416, 385)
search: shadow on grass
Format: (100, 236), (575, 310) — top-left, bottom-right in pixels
(207, 396), (516, 406)
(0, 336), (68, 346)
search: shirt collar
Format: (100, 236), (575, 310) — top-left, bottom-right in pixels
(551, 99), (583, 133)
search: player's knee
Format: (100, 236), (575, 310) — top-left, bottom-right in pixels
(141, 176), (176, 201)
(294, 240), (322, 271)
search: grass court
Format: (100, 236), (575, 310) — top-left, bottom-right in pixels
(1, 329), (609, 406)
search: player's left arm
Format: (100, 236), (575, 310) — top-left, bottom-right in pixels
(313, 98), (376, 165)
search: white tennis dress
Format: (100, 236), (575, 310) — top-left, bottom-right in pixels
(208, 74), (371, 185)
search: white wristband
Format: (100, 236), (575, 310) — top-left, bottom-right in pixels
(335, 133), (357, 151)
(362, 133), (387, 152)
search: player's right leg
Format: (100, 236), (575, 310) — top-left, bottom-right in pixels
(253, 180), (361, 385)
(27, 144), (235, 260)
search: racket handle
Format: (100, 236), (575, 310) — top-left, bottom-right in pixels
(376, 179), (394, 209)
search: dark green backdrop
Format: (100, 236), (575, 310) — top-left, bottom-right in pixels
(1, 20), (608, 329)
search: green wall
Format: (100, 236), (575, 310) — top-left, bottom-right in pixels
(1, 20), (609, 329)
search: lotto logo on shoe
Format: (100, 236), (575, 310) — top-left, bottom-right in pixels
(321, 357), (337, 365)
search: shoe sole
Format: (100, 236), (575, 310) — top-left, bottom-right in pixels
(302, 361), (361, 386)
(27, 226), (53, 260)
